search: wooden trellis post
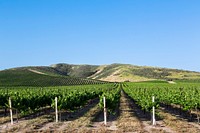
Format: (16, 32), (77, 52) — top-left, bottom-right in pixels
(152, 96), (156, 126)
(9, 97), (13, 125)
(104, 96), (107, 125)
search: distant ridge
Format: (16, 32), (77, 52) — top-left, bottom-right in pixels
(0, 63), (200, 86)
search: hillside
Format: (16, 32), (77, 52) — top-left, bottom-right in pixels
(50, 63), (99, 78)
(89, 64), (200, 82)
(0, 63), (200, 86)
(0, 67), (106, 87)
(50, 63), (200, 82)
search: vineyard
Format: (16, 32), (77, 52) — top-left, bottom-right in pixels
(0, 82), (200, 132)
(0, 68), (107, 87)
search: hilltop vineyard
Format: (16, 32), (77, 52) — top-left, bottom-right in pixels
(0, 68), (107, 87)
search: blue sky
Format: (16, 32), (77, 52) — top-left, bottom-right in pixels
(0, 0), (200, 71)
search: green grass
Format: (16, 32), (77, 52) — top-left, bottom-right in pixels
(137, 80), (169, 83)
(175, 79), (200, 83)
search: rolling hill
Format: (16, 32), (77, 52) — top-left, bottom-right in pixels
(0, 63), (200, 86)
(88, 63), (200, 82)
(0, 66), (106, 87)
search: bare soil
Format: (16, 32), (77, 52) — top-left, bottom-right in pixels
(28, 69), (47, 75)
(117, 92), (145, 132)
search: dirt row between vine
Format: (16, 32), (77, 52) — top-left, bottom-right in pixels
(0, 91), (200, 132)
(119, 91), (175, 133)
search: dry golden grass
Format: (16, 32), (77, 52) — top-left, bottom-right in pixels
(159, 109), (200, 133)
